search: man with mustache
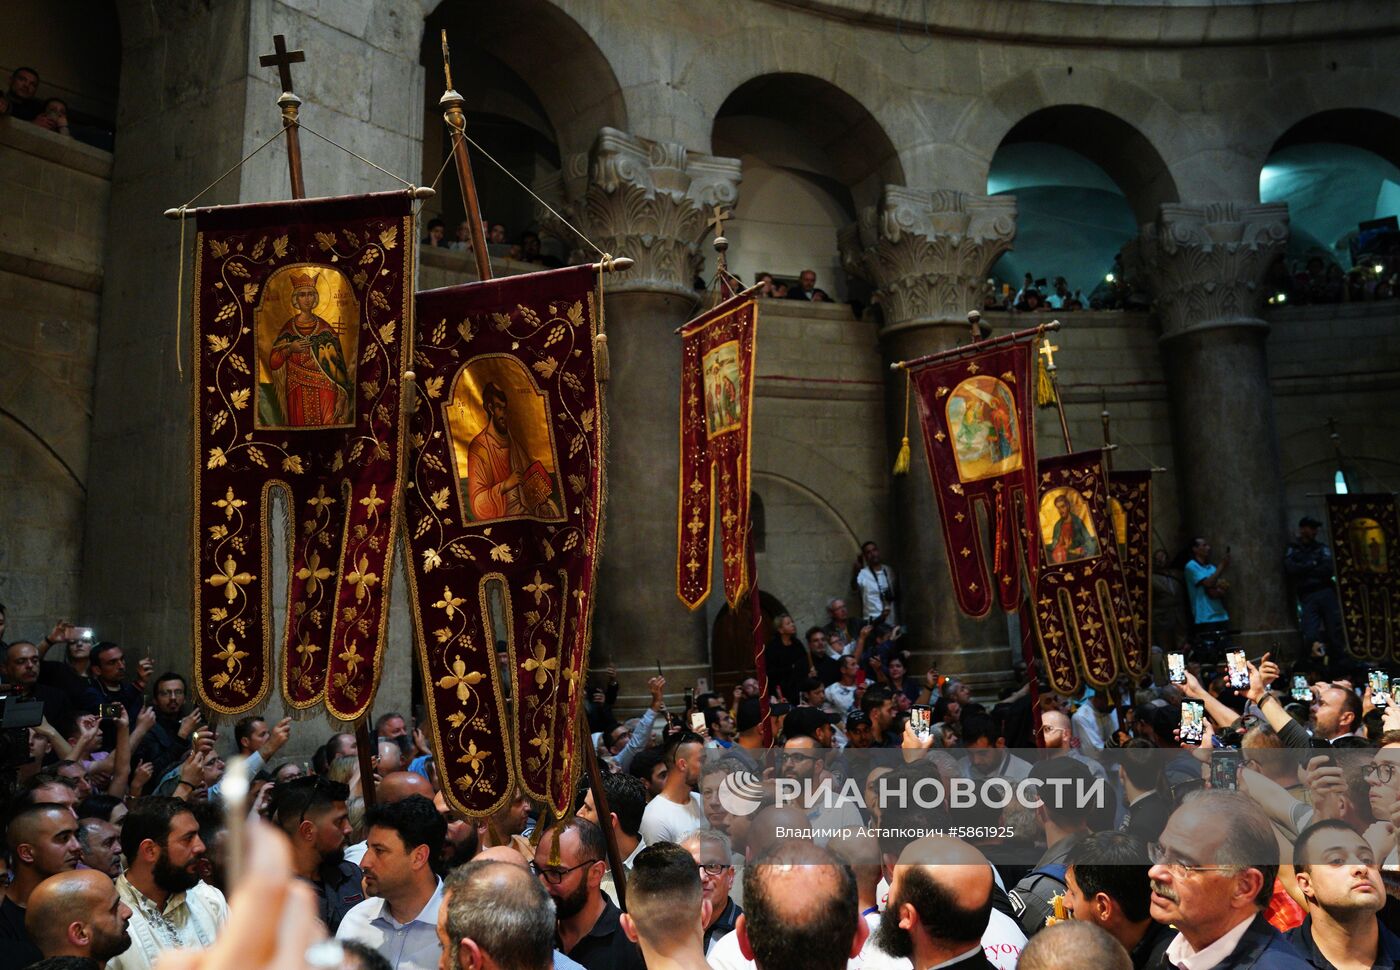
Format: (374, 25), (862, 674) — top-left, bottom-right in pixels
(1148, 790), (1310, 969)
(111, 797), (227, 970)
(1285, 819), (1400, 969)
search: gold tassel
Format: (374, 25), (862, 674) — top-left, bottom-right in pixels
(893, 366), (912, 476)
(594, 333), (609, 383)
(594, 256), (610, 383)
(1036, 350), (1057, 408)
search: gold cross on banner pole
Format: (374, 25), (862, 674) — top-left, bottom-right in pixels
(708, 204), (731, 241)
(1038, 336), (1060, 371)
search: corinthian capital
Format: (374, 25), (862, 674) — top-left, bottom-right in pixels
(839, 187), (1017, 328)
(1132, 202), (1289, 338)
(581, 127), (741, 297)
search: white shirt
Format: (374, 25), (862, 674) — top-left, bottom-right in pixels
(336, 878), (444, 970)
(855, 565), (897, 625)
(826, 681), (858, 714)
(111, 874), (228, 970)
(344, 839), (368, 866)
(1163, 912), (1255, 970)
(639, 791), (708, 845)
(1071, 701), (1118, 751)
(601, 839), (646, 907)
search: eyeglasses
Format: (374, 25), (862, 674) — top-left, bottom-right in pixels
(1147, 842), (1240, 875)
(529, 860), (599, 885)
(1364, 762), (1397, 784)
(697, 862), (732, 876)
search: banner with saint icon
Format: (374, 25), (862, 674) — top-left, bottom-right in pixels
(1021, 451), (1141, 694)
(1109, 470), (1153, 677)
(908, 342), (1039, 617)
(404, 265), (604, 819)
(676, 290), (759, 609)
(191, 192), (414, 720)
(1325, 494), (1400, 661)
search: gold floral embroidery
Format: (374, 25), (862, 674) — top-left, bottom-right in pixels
(211, 486), (247, 520)
(523, 571), (554, 604)
(206, 556), (256, 602)
(438, 657), (485, 702)
(434, 587), (465, 618)
(522, 641), (558, 687)
(297, 551), (333, 595)
(346, 555), (379, 600)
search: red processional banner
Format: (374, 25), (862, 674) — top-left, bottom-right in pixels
(191, 192), (413, 719)
(677, 292), (759, 609)
(1109, 470), (1153, 678)
(1021, 451), (1142, 693)
(404, 265), (604, 819)
(1326, 494), (1400, 661)
(909, 342), (1039, 617)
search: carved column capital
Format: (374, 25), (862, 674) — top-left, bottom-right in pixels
(839, 187), (1017, 329)
(1132, 202), (1290, 339)
(579, 127), (741, 298)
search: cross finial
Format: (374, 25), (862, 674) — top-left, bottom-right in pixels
(708, 204), (732, 242)
(259, 35), (305, 95)
(1039, 336), (1060, 370)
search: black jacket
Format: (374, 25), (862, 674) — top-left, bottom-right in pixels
(1156, 914), (1312, 969)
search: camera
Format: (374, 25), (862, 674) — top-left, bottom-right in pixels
(100, 702), (125, 721)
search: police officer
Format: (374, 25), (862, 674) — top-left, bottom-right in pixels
(1284, 516), (1344, 668)
(1009, 758), (1096, 938)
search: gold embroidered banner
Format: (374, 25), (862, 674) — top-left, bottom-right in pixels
(1326, 494), (1400, 661)
(191, 192), (413, 720)
(1109, 470), (1153, 678)
(1021, 450), (1142, 693)
(909, 342), (1039, 618)
(677, 291), (758, 609)
(405, 265), (604, 819)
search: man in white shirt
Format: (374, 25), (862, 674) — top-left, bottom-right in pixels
(825, 656), (861, 715)
(1070, 690), (1118, 753)
(1149, 790), (1311, 969)
(111, 797), (228, 970)
(337, 796), (445, 970)
(854, 542), (898, 627)
(639, 733), (708, 846)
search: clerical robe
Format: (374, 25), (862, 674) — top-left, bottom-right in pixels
(467, 426), (532, 520)
(268, 315), (350, 426)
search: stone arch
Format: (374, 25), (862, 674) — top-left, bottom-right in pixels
(957, 67), (1184, 221)
(750, 472), (863, 630)
(420, 0), (627, 162)
(710, 73), (905, 297)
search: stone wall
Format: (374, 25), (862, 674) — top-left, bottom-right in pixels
(0, 118), (109, 639)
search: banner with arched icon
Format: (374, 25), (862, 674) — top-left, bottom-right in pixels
(1326, 494), (1400, 661)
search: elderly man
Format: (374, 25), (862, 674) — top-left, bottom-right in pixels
(1148, 790), (1310, 968)
(736, 842), (866, 970)
(1286, 819), (1400, 969)
(77, 818), (123, 878)
(437, 860), (555, 970)
(25, 870), (132, 964)
(681, 830), (741, 954)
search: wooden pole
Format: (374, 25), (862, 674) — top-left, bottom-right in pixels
(440, 31), (492, 282)
(891, 319), (1061, 372)
(583, 728), (627, 911)
(1101, 407), (1115, 472)
(259, 33), (376, 805)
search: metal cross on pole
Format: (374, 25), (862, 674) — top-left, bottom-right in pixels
(259, 34), (307, 199)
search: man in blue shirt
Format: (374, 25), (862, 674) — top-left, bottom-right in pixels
(337, 796), (445, 970)
(1183, 536), (1230, 640)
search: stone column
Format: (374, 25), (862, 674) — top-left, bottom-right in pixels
(840, 188), (1018, 688)
(85, 1), (424, 741)
(580, 128), (741, 706)
(1133, 202), (1294, 652)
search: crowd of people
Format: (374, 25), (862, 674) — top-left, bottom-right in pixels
(422, 217), (564, 267)
(0, 510), (1392, 970)
(1272, 250), (1399, 307)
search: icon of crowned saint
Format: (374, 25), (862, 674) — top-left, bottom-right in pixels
(267, 269), (353, 426)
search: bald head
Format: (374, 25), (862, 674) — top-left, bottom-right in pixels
(1019, 921), (1130, 970)
(746, 803), (811, 861)
(376, 771), (434, 804)
(741, 842), (861, 970)
(443, 860), (554, 970)
(875, 837), (994, 960)
(474, 844), (529, 866)
(26, 869), (132, 960)
(376, 741), (403, 774)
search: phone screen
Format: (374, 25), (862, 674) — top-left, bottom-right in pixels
(1291, 675), (1311, 702)
(1225, 651), (1249, 690)
(689, 711), (706, 733)
(1371, 671), (1391, 707)
(1180, 701), (1205, 744)
(1211, 751), (1241, 790)
(1167, 653), (1186, 685)
(911, 704), (932, 739)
